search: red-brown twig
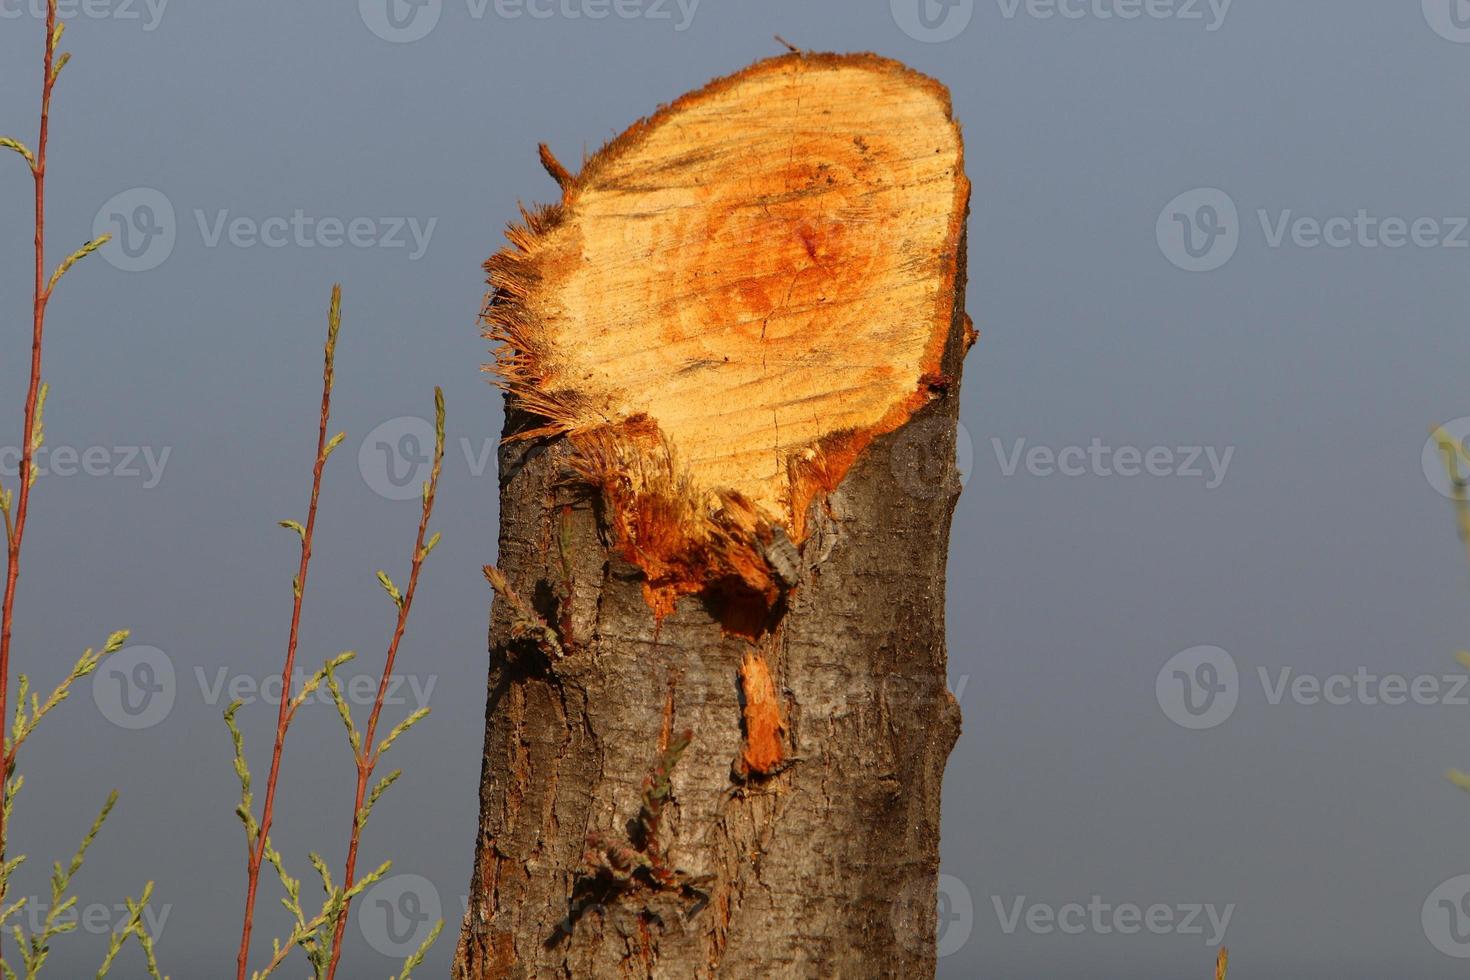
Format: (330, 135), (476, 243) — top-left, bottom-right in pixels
(323, 389), (444, 980)
(234, 286), (344, 980)
(2, 5), (123, 967)
(2, 0), (60, 940)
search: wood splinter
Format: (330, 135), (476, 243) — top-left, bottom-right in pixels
(736, 651), (788, 778)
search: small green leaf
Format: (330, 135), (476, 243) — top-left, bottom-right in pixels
(0, 138), (35, 169)
(376, 570), (402, 607)
(396, 918), (443, 979)
(1450, 769), (1470, 794)
(376, 707), (429, 759)
(47, 234), (111, 293)
(29, 382), (49, 479)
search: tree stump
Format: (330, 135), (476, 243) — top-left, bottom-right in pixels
(456, 50), (972, 979)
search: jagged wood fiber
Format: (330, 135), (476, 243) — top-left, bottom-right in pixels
(457, 50), (971, 979)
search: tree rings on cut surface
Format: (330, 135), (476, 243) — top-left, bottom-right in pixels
(484, 52), (969, 626)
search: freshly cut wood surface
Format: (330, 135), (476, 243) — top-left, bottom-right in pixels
(486, 52), (968, 618)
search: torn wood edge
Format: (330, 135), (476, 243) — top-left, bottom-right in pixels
(482, 51), (971, 633)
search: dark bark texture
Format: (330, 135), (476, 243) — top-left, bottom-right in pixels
(454, 239), (970, 980)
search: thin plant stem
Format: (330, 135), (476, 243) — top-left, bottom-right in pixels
(0, 3), (59, 952)
(1, 6), (133, 972)
(323, 391), (444, 980)
(234, 286), (343, 980)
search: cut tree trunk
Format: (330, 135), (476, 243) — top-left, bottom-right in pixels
(455, 51), (972, 980)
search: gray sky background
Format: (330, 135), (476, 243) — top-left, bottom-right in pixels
(4, 0), (1470, 976)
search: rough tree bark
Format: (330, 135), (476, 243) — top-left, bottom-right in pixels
(455, 51), (972, 979)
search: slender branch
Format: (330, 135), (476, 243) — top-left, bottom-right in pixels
(0, 11), (132, 973)
(0, 3), (60, 949)
(323, 390), (444, 980)
(234, 286), (344, 980)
